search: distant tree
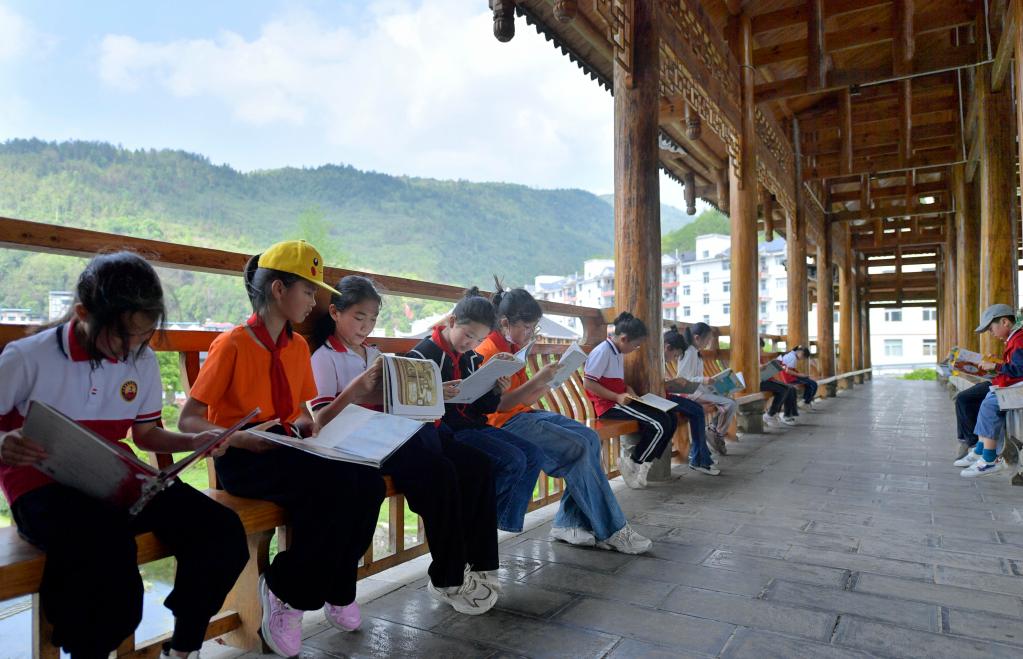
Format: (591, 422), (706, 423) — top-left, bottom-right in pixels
(661, 208), (731, 254)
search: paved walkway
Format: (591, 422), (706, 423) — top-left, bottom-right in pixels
(244, 379), (1023, 658)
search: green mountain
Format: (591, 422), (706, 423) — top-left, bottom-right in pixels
(597, 193), (695, 234)
(0, 139), (621, 329)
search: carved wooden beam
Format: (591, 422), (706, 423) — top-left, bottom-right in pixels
(839, 88), (853, 175)
(992, 0), (1020, 91)
(808, 0), (826, 90)
(893, 0), (916, 76)
(830, 201), (953, 222)
(899, 79), (913, 167)
(761, 186), (775, 241)
(554, 0), (578, 23)
(684, 171), (697, 215)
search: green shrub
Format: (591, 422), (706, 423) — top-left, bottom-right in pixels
(901, 368), (938, 381)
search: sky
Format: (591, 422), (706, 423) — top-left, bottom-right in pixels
(0, 0), (696, 211)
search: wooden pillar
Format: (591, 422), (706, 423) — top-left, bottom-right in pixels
(953, 163), (980, 350)
(612, 0), (666, 476)
(1015, 0), (1023, 229)
(788, 117), (810, 350)
(859, 282), (872, 380)
(943, 211), (957, 355)
(838, 226), (854, 388)
(817, 228), (837, 396)
(729, 11), (760, 401)
(852, 256), (863, 384)
(977, 64), (1019, 355)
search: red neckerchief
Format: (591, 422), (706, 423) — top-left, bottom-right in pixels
(486, 330), (519, 355)
(247, 314), (294, 432)
(432, 326), (462, 380)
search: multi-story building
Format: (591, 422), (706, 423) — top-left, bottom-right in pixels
(529, 233), (938, 367)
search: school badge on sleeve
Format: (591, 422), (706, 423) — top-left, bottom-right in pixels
(120, 380), (139, 402)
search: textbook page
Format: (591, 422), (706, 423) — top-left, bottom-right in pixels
(514, 340), (536, 362)
(549, 343), (588, 389)
(667, 378), (701, 395)
(760, 360), (782, 380)
(709, 369), (744, 396)
(446, 357), (525, 404)
(628, 393), (677, 412)
(955, 348), (984, 365)
(251, 404), (423, 468)
(381, 354), (445, 421)
(24, 401), (156, 508)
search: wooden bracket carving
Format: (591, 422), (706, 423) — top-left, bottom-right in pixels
(490, 0), (516, 42)
(554, 0), (578, 22)
(594, 0), (635, 87)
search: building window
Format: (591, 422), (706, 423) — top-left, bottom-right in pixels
(885, 310), (903, 322)
(723, 303), (730, 314)
(760, 279), (768, 292)
(666, 308), (676, 321)
(722, 261), (730, 271)
(682, 285), (691, 295)
(884, 339), (903, 357)
(703, 293), (710, 304)
(760, 257), (766, 270)
(922, 338), (937, 356)
(776, 256), (785, 266)
(776, 301), (787, 312)
(760, 302), (767, 314)
(702, 250), (710, 258)
(722, 281), (730, 293)
(703, 272), (710, 284)
(682, 266), (690, 275)
(777, 277), (786, 289)
(922, 308), (937, 321)
(703, 315), (711, 324)
(833, 311), (839, 323)
(683, 306), (691, 317)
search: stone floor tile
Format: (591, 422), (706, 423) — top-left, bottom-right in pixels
(703, 549), (849, 587)
(440, 609), (619, 658)
(522, 563), (676, 607)
(763, 579), (940, 631)
(832, 615), (1022, 659)
(615, 557), (773, 595)
(721, 628), (874, 659)
(854, 572), (1023, 616)
(304, 618), (494, 658)
(500, 538), (636, 573)
(946, 607), (1023, 647)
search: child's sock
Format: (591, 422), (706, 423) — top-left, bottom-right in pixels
(982, 447), (997, 462)
(973, 443), (984, 456)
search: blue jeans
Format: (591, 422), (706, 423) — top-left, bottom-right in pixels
(452, 426), (543, 533)
(974, 389), (1007, 449)
(791, 376), (818, 403)
(502, 410), (627, 541)
(667, 394), (712, 468)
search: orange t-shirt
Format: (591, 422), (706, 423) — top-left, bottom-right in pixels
(189, 325), (318, 428)
(476, 331), (531, 428)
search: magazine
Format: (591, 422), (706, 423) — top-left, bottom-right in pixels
(446, 355), (526, 404)
(627, 393), (677, 413)
(548, 343), (588, 389)
(250, 403), (423, 468)
(380, 354), (446, 421)
(23, 401), (256, 515)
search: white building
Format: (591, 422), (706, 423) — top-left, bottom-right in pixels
(529, 234), (938, 367)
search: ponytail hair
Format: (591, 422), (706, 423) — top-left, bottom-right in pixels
(491, 275), (543, 325)
(311, 275), (383, 350)
(244, 253), (302, 315)
(452, 286), (497, 329)
(612, 311), (648, 340)
(663, 321), (710, 353)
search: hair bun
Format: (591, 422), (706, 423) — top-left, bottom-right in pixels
(465, 286), (481, 298)
(613, 311), (634, 324)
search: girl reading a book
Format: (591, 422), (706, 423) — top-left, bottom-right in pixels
(0, 252), (248, 659)
(583, 312), (678, 488)
(309, 275), (500, 615)
(780, 346), (819, 408)
(406, 286), (543, 534)
(758, 338), (799, 427)
(476, 281), (651, 554)
(665, 323), (735, 462)
(178, 242), (386, 658)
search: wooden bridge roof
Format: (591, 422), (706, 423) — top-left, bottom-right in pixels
(496, 0), (1015, 309)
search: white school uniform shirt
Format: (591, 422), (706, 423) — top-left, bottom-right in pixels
(309, 335), (381, 409)
(675, 345), (706, 383)
(781, 351), (798, 370)
(0, 321), (162, 503)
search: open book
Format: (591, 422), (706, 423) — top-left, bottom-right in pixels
(548, 343), (588, 389)
(709, 369), (746, 396)
(627, 393), (677, 413)
(951, 348), (997, 378)
(760, 359), (782, 380)
(250, 403), (422, 468)
(447, 356), (525, 404)
(514, 340), (536, 362)
(23, 401), (257, 515)
(381, 354), (445, 421)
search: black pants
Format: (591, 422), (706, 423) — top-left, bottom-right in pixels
(214, 446), (385, 611)
(11, 482), (248, 658)
(385, 425), (498, 587)
(789, 376), (819, 403)
(956, 381), (991, 446)
(599, 403), (677, 463)
(761, 379), (798, 417)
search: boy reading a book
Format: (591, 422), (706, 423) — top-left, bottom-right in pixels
(955, 304), (1023, 478)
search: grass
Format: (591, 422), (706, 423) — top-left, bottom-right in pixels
(900, 368), (938, 381)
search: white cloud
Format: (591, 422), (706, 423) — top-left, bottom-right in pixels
(96, 0), (615, 190)
(0, 3), (57, 62)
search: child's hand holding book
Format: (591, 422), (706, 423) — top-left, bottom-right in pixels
(0, 428), (48, 466)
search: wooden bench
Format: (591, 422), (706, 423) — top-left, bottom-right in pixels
(0, 326), (639, 658)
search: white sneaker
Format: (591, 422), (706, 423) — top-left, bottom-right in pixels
(953, 451), (982, 467)
(637, 461), (653, 487)
(595, 524), (652, 554)
(549, 526), (596, 546)
(689, 463), (721, 476)
(467, 565), (503, 595)
(780, 416), (797, 426)
(762, 413), (780, 427)
(618, 454), (644, 489)
(961, 458), (1008, 478)
(427, 571), (498, 615)
(161, 644), (200, 659)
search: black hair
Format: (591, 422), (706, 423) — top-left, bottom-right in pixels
(664, 322), (711, 353)
(491, 275), (543, 325)
(243, 253), (304, 314)
(612, 311), (648, 340)
(311, 275), (383, 349)
(60, 251), (166, 367)
(792, 345), (811, 358)
(452, 286), (497, 329)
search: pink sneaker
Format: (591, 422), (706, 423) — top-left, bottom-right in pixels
(324, 601), (361, 632)
(259, 575), (304, 657)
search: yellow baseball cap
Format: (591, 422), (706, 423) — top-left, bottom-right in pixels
(257, 240), (340, 296)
